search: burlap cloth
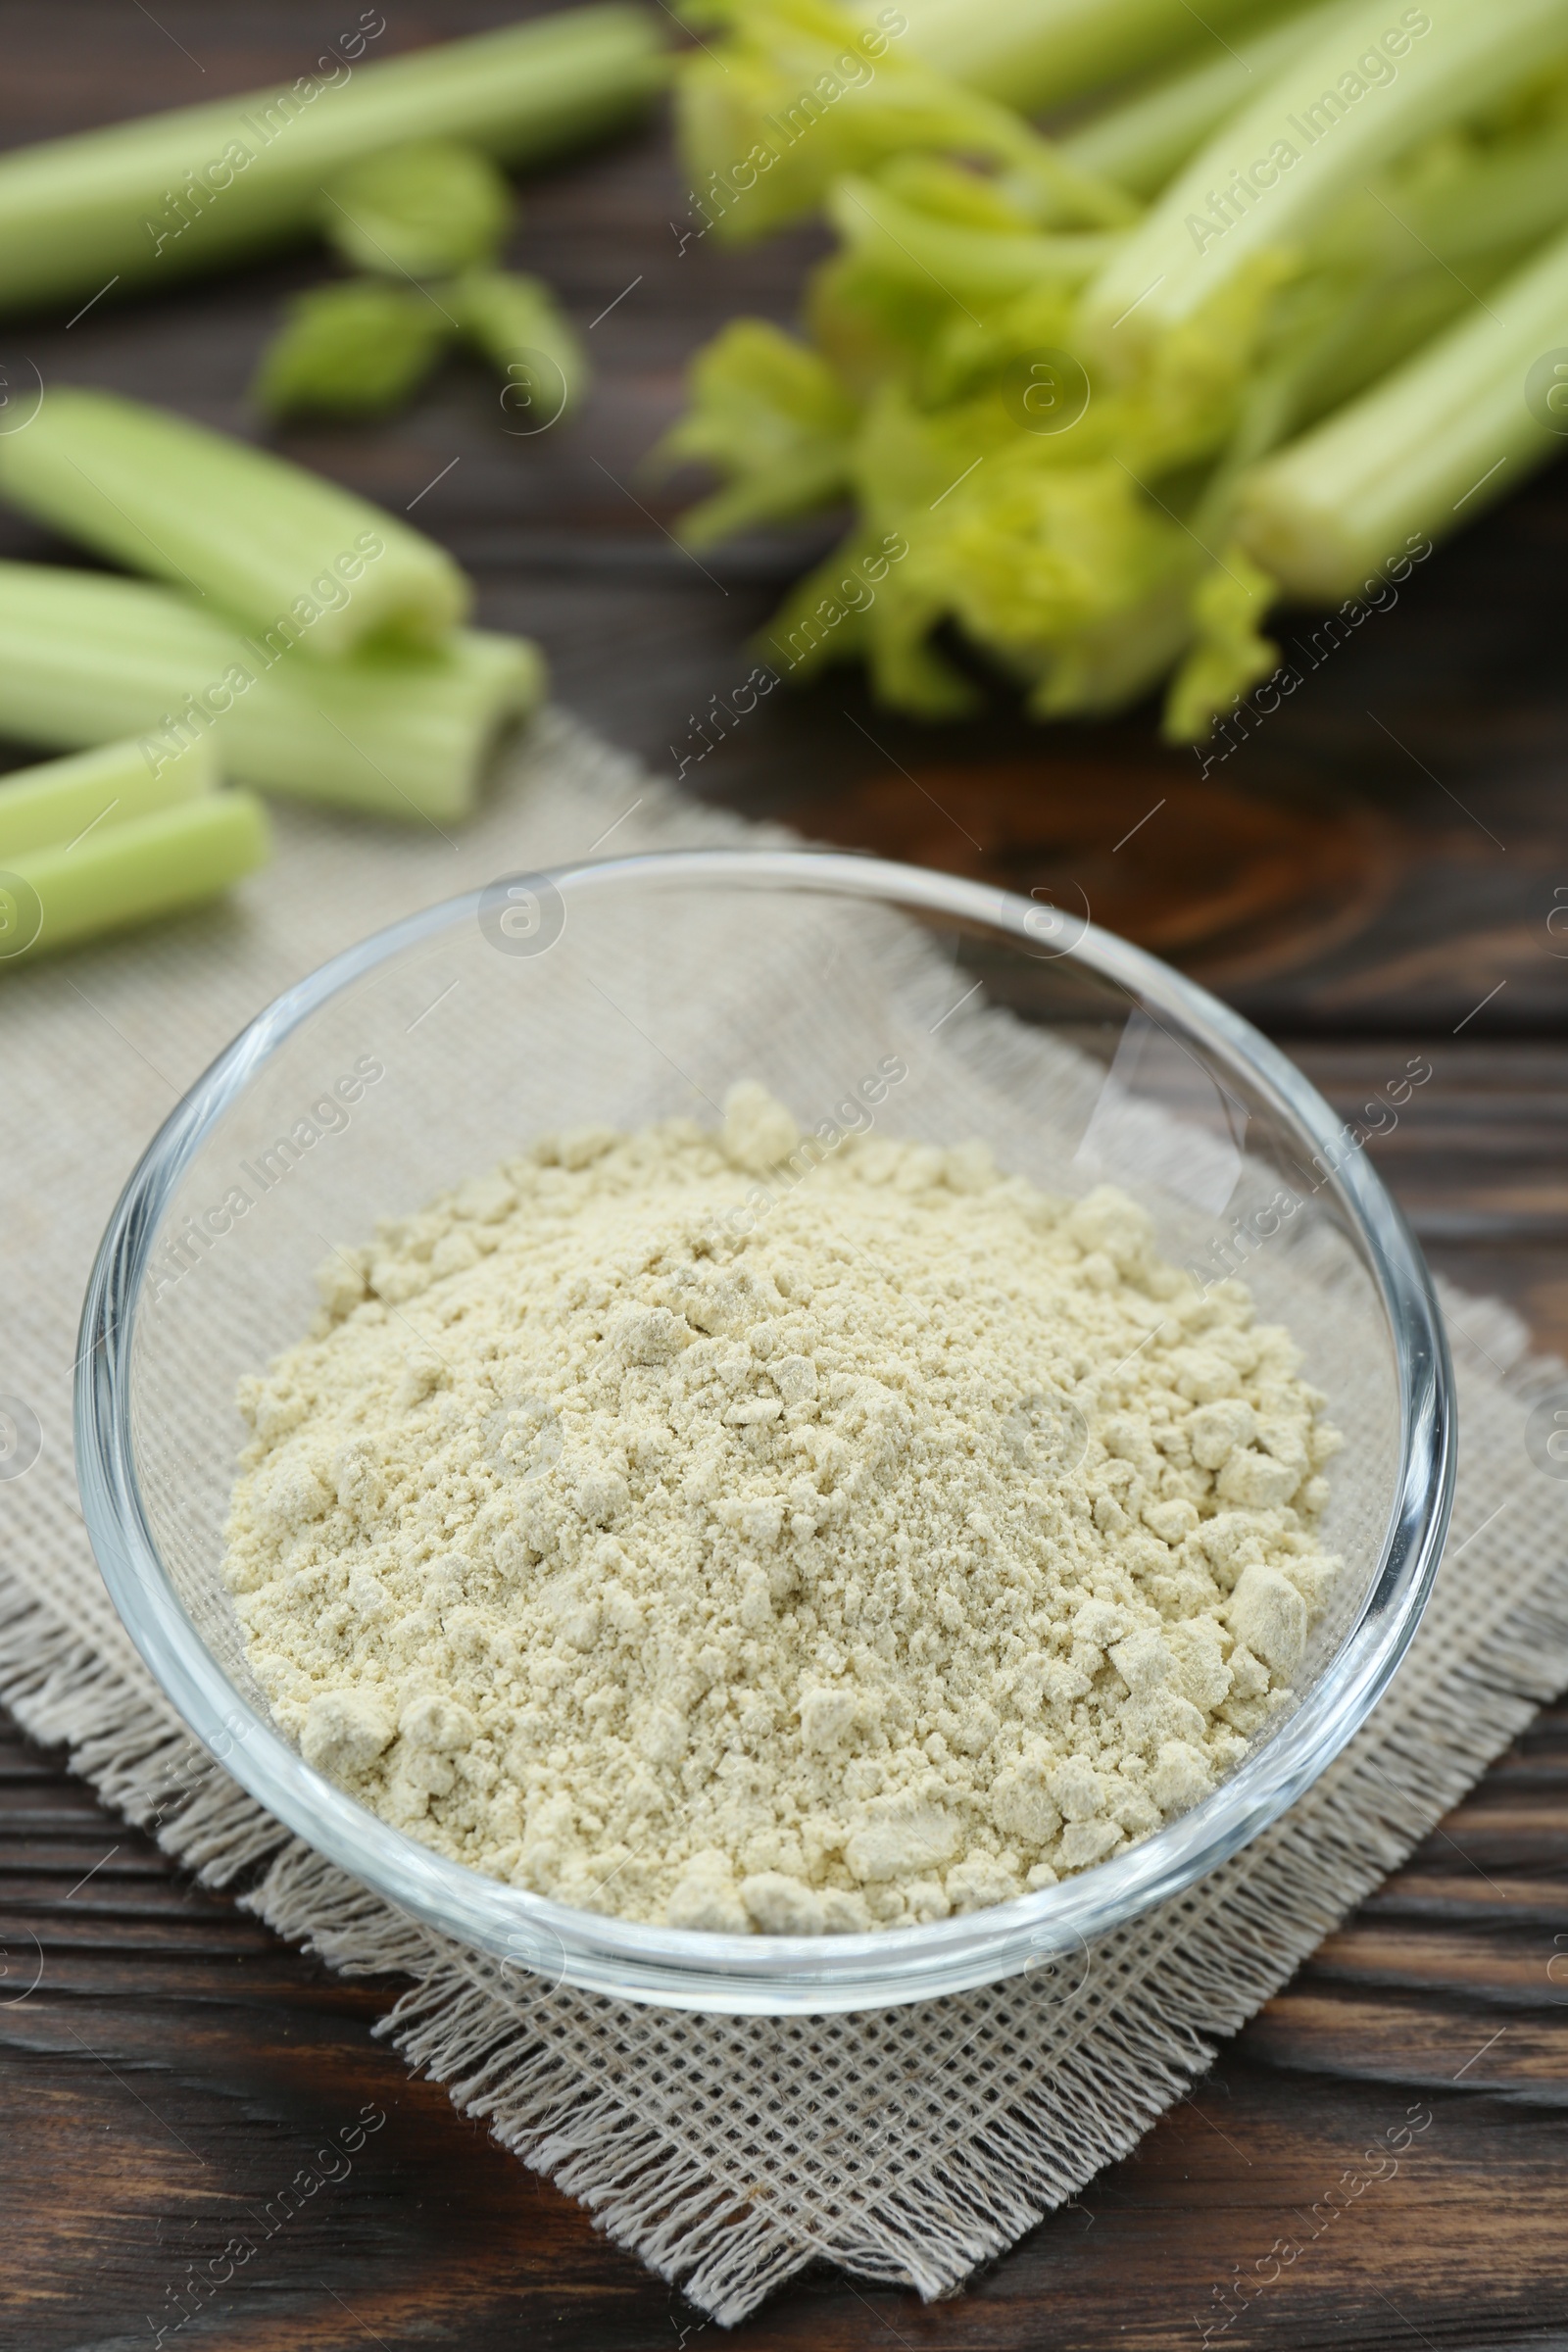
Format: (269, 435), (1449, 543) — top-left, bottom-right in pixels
(3, 710), (1565, 2325)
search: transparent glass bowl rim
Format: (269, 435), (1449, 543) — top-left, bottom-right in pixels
(76, 848), (1455, 2013)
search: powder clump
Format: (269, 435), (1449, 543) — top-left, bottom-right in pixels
(221, 1087), (1342, 1934)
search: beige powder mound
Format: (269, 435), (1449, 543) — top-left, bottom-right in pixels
(221, 1085), (1343, 1936)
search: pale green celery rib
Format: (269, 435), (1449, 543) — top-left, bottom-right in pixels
(1, 794), (271, 967)
(1060, 0), (1358, 195)
(868, 0), (1298, 113)
(0, 564), (545, 824)
(1082, 0), (1568, 363)
(1406, 122), (1568, 263)
(0, 6), (665, 314)
(831, 177), (1121, 296)
(0, 732), (215, 858)
(0, 388), (470, 656)
(1233, 221), (1568, 598)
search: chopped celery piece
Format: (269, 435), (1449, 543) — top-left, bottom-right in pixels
(254, 282), (452, 418)
(320, 140), (513, 277)
(0, 7), (666, 314)
(0, 563), (545, 825)
(0, 388), (469, 656)
(0, 792), (270, 967)
(1083, 0), (1568, 363)
(0, 733), (214, 858)
(1235, 220), (1568, 596)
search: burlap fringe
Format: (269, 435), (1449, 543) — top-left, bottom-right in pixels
(2, 1299), (1565, 2324)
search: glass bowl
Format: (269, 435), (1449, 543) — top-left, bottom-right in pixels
(76, 849), (1453, 2013)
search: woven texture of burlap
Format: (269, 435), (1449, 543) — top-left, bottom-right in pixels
(2, 711), (1564, 2326)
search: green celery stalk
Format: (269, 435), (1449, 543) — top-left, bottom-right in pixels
(0, 7), (665, 315)
(864, 0), (1299, 112)
(0, 793), (271, 967)
(0, 388), (469, 656)
(830, 177), (1121, 293)
(0, 563), (545, 824)
(243, 631), (544, 822)
(1234, 220), (1568, 597)
(1082, 0), (1568, 364)
(1059, 0), (1357, 194)
(1403, 122), (1568, 263)
(0, 732), (215, 857)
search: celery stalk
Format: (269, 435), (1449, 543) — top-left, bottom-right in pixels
(861, 0), (1298, 113)
(1059, 0), (1357, 195)
(0, 389), (469, 656)
(829, 177), (1120, 293)
(0, 793), (271, 967)
(1405, 122), (1568, 264)
(1082, 0), (1568, 364)
(0, 7), (665, 315)
(0, 733), (214, 858)
(1234, 221), (1568, 597)
(0, 564), (545, 824)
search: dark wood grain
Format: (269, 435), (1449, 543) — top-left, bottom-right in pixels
(3, 5), (1567, 2346)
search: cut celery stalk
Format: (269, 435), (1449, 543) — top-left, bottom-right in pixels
(1060, 0), (1356, 195)
(1082, 0), (1568, 364)
(0, 792), (270, 967)
(0, 733), (214, 858)
(248, 630), (545, 822)
(0, 389), (470, 656)
(0, 564), (545, 824)
(866, 0), (1298, 112)
(0, 7), (665, 314)
(1234, 221), (1568, 597)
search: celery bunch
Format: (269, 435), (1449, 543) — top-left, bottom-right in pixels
(662, 0), (1568, 737)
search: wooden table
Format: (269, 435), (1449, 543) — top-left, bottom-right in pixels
(3, 7), (1567, 2344)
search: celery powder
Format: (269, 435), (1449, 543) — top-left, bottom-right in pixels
(222, 1087), (1342, 1935)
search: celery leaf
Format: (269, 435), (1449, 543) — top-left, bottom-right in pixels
(254, 282), (453, 419)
